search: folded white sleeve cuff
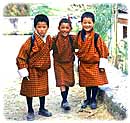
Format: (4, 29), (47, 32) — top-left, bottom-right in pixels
(18, 68), (29, 78)
(75, 49), (79, 52)
(99, 58), (108, 69)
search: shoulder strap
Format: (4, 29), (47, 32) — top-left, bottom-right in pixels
(30, 33), (35, 52)
(94, 33), (100, 56)
(26, 33), (35, 63)
(78, 31), (81, 37)
(69, 35), (75, 52)
(52, 35), (58, 52)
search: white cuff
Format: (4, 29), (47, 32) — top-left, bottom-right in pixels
(99, 58), (108, 69)
(75, 49), (79, 52)
(18, 68), (29, 78)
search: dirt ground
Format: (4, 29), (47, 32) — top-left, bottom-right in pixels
(3, 71), (115, 122)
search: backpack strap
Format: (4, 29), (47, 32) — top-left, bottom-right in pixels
(69, 35), (75, 52)
(30, 33), (35, 51)
(77, 31), (81, 37)
(52, 35), (58, 52)
(27, 33), (35, 63)
(68, 35), (75, 61)
(94, 33), (100, 56)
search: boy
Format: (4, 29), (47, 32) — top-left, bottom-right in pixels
(16, 14), (52, 121)
(52, 18), (76, 111)
(76, 12), (109, 109)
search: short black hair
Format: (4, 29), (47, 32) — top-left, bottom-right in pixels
(34, 14), (49, 28)
(58, 18), (72, 29)
(81, 12), (95, 23)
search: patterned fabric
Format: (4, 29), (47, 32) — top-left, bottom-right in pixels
(76, 31), (109, 87)
(52, 32), (76, 87)
(54, 61), (75, 87)
(16, 32), (52, 97)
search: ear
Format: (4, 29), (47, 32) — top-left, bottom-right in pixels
(58, 26), (60, 30)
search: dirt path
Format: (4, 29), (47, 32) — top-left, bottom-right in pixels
(3, 69), (115, 122)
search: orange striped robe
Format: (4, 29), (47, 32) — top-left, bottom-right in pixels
(76, 31), (109, 87)
(52, 32), (76, 87)
(16, 32), (52, 97)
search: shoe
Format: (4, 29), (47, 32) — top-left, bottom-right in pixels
(38, 109), (52, 117)
(27, 112), (35, 121)
(61, 101), (71, 110)
(90, 101), (97, 109)
(81, 99), (90, 109)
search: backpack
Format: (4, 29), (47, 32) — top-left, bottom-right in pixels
(78, 31), (100, 56)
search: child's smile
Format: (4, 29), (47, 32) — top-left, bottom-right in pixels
(81, 17), (94, 32)
(59, 22), (71, 37)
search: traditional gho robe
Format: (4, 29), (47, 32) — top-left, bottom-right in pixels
(16, 32), (52, 97)
(52, 32), (76, 87)
(76, 31), (109, 87)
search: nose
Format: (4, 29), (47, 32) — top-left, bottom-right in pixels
(41, 27), (44, 31)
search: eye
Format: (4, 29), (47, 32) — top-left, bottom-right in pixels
(88, 22), (92, 24)
(37, 26), (42, 28)
(83, 22), (87, 24)
(66, 26), (70, 29)
(43, 26), (47, 28)
(61, 26), (65, 29)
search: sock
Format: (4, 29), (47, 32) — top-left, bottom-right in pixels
(39, 96), (45, 110)
(61, 91), (67, 103)
(92, 86), (98, 102)
(65, 86), (69, 98)
(86, 87), (92, 101)
(26, 97), (34, 113)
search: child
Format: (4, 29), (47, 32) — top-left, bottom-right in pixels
(76, 12), (109, 109)
(52, 18), (76, 111)
(16, 14), (52, 121)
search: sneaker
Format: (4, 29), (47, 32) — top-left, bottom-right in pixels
(26, 112), (35, 121)
(38, 109), (52, 117)
(61, 101), (71, 110)
(81, 99), (90, 109)
(90, 101), (97, 109)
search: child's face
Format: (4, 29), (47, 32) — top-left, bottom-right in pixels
(35, 22), (48, 37)
(58, 23), (71, 37)
(81, 17), (94, 32)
